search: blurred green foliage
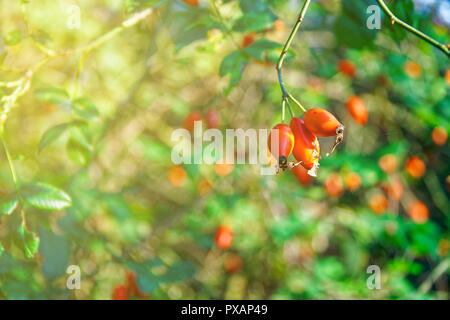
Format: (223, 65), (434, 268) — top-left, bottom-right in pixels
(0, 0), (449, 300)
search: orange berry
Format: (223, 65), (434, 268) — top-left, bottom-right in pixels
(183, 111), (202, 133)
(407, 200), (429, 224)
(242, 33), (255, 48)
(206, 109), (221, 129)
(273, 19), (285, 33)
(405, 156), (426, 178)
(168, 165), (187, 187)
(345, 172), (361, 191)
(346, 95), (368, 125)
(224, 254), (243, 273)
(292, 164), (312, 186)
(182, 0), (199, 7)
(378, 154), (397, 174)
(112, 285), (128, 300)
(215, 225), (233, 250)
(324, 172), (344, 197)
(445, 69), (450, 86)
(304, 108), (343, 137)
(268, 123), (295, 166)
(198, 178), (212, 195)
(384, 179), (403, 201)
(215, 161), (233, 177)
(337, 59), (356, 77)
(369, 193), (388, 214)
(431, 127), (447, 146)
(404, 61), (422, 78)
(290, 117), (321, 174)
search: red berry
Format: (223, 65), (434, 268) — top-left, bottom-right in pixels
(182, 0), (199, 7)
(290, 117), (320, 175)
(183, 111), (202, 133)
(338, 59), (356, 77)
(268, 123), (295, 167)
(405, 156), (426, 178)
(369, 193), (388, 215)
(112, 285), (128, 300)
(324, 172), (344, 197)
(408, 200), (429, 224)
(304, 108), (344, 137)
(292, 164), (312, 186)
(215, 225), (233, 250)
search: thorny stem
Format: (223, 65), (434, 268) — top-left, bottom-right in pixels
(276, 0), (311, 115)
(376, 0), (450, 58)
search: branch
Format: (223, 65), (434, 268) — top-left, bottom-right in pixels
(376, 0), (450, 58)
(276, 0), (311, 114)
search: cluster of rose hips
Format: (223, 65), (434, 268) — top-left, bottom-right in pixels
(112, 271), (149, 300)
(268, 108), (344, 177)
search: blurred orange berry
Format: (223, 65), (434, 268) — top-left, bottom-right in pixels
(446, 69), (450, 86)
(198, 178), (212, 195)
(324, 172), (344, 197)
(292, 164), (312, 186)
(369, 193), (388, 214)
(215, 225), (233, 250)
(405, 156), (426, 178)
(242, 33), (255, 48)
(112, 284), (128, 300)
(215, 161), (233, 177)
(384, 179), (403, 201)
(345, 172), (361, 191)
(346, 95), (368, 125)
(404, 61), (422, 78)
(407, 200), (429, 224)
(168, 165), (187, 187)
(206, 108), (221, 129)
(378, 154), (397, 174)
(183, 111), (202, 133)
(224, 253), (243, 273)
(182, 0), (199, 7)
(126, 271), (149, 299)
(431, 127), (448, 146)
(273, 19), (285, 33)
(337, 59), (356, 77)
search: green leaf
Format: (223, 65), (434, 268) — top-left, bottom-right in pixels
(233, 13), (275, 32)
(35, 87), (70, 105)
(242, 39), (293, 63)
(17, 224), (40, 258)
(39, 122), (72, 152)
(4, 30), (24, 46)
(219, 50), (248, 93)
(0, 193), (18, 215)
(20, 183), (72, 211)
(38, 227), (71, 280)
(66, 125), (93, 166)
(72, 98), (99, 120)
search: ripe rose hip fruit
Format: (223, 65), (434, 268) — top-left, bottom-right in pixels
(405, 156), (426, 178)
(292, 164), (312, 186)
(408, 200), (429, 224)
(168, 165), (187, 187)
(345, 172), (361, 191)
(324, 172), (344, 197)
(346, 95), (368, 125)
(224, 254), (243, 274)
(268, 123), (295, 169)
(369, 193), (388, 215)
(290, 117), (320, 176)
(183, 111), (202, 133)
(431, 127), (447, 146)
(304, 108), (344, 137)
(206, 108), (221, 129)
(112, 284), (128, 300)
(337, 59), (356, 77)
(404, 61), (422, 78)
(215, 225), (234, 250)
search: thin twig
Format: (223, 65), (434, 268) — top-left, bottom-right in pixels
(376, 0), (450, 58)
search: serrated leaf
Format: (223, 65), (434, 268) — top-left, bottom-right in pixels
(219, 50), (248, 93)
(35, 87), (70, 105)
(39, 123), (72, 152)
(0, 193), (18, 215)
(17, 224), (40, 258)
(20, 183), (72, 211)
(233, 13), (275, 32)
(72, 98), (99, 120)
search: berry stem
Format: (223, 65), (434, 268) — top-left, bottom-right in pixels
(376, 0), (450, 58)
(276, 0), (311, 110)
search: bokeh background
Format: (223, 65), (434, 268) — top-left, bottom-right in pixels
(0, 0), (449, 299)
